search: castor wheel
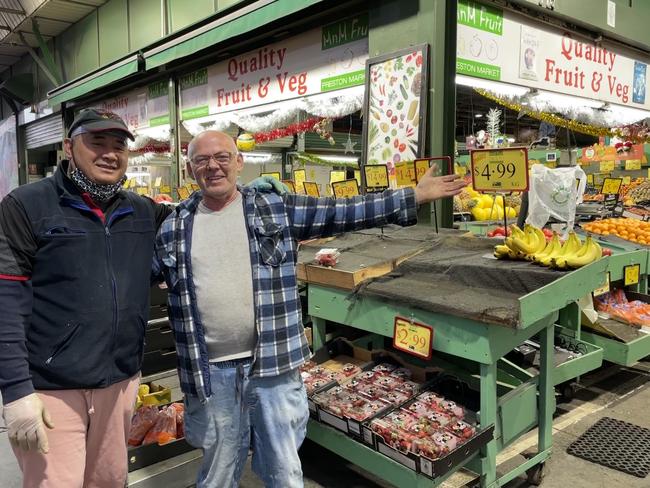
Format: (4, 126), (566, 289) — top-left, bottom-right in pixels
(560, 382), (577, 401)
(526, 462), (546, 486)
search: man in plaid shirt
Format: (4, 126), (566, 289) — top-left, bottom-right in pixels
(154, 130), (464, 488)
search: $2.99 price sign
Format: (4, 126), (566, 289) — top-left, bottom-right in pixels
(393, 316), (433, 360)
(470, 148), (529, 192)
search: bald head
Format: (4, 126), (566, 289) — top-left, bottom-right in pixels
(188, 130), (238, 161)
(186, 129), (244, 210)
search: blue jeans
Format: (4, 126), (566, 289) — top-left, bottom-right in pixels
(183, 358), (309, 488)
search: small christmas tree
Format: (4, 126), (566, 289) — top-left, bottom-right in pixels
(486, 108), (502, 148)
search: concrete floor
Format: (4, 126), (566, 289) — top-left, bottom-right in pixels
(2, 359), (650, 488)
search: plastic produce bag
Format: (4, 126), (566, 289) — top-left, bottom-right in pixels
(143, 406), (177, 445)
(128, 405), (159, 446)
(170, 402), (185, 438)
(526, 164), (586, 235)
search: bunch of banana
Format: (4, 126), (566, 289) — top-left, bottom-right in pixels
(536, 231), (582, 267)
(494, 224), (546, 260)
(552, 235), (602, 269)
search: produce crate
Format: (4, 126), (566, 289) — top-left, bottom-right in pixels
(368, 393), (494, 480)
(127, 437), (194, 472)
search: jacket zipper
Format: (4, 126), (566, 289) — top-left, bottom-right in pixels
(45, 322), (81, 365)
(104, 208), (133, 384)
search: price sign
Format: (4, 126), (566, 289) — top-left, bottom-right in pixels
(470, 148), (529, 192)
(354, 170), (361, 186)
(625, 160), (641, 171)
(160, 185), (171, 194)
(127, 178), (137, 188)
(624, 264), (640, 287)
(177, 187), (190, 200)
(332, 179), (360, 198)
(587, 174), (594, 186)
(303, 182), (320, 197)
(593, 272), (611, 297)
(136, 187), (148, 195)
(154, 176), (162, 188)
(293, 169), (306, 194)
(601, 177), (622, 195)
(329, 170), (346, 184)
(395, 161), (416, 187)
(261, 172), (281, 181)
(281, 180), (296, 192)
(364, 164), (389, 191)
(622, 176), (632, 185)
(191, 184), (200, 192)
(600, 160), (615, 172)
(393, 316), (433, 360)
(414, 159), (433, 182)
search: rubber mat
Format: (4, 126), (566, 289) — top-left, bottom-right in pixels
(567, 417), (650, 478)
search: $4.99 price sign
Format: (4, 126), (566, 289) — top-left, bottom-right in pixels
(470, 148), (529, 192)
(393, 316), (433, 360)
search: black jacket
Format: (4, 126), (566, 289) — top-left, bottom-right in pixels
(0, 162), (170, 403)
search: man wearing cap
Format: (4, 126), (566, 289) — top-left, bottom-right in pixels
(0, 108), (171, 487)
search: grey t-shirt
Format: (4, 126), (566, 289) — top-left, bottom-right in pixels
(191, 193), (256, 362)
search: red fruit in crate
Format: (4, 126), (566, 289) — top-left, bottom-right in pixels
(602, 248), (612, 256)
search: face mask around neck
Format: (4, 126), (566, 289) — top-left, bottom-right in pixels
(69, 166), (127, 202)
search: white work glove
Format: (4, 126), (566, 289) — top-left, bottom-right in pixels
(3, 393), (54, 453)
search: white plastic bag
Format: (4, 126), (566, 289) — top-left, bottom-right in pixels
(526, 164), (586, 236)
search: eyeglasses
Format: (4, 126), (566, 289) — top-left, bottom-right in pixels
(191, 152), (236, 168)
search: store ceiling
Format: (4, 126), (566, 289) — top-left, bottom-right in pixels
(0, 0), (107, 72)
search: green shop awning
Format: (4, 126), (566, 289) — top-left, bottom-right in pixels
(144, 0), (324, 70)
(47, 56), (140, 107)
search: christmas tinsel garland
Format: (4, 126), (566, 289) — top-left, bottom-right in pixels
(293, 152), (359, 167)
(474, 88), (613, 138)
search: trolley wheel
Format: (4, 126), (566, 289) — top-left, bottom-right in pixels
(526, 462), (546, 486)
(559, 382), (577, 402)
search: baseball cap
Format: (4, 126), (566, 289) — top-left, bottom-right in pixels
(67, 108), (135, 141)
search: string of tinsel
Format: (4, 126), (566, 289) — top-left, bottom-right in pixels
(293, 152), (359, 167)
(254, 117), (324, 143)
(474, 88), (614, 138)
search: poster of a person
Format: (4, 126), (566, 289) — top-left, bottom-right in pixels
(519, 26), (539, 81)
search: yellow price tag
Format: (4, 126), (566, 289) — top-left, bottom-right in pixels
(177, 187), (190, 200)
(127, 178), (137, 188)
(364, 164), (389, 190)
(303, 182), (320, 197)
(414, 159), (433, 183)
(154, 176), (162, 188)
(624, 264), (640, 287)
(587, 174), (594, 185)
(622, 176), (632, 185)
(136, 187), (148, 195)
(281, 180), (296, 192)
(625, 160), (641, 171)
(395, 161), (416, 187)
(593, 272), (610, 297)
(471, 148), (529, 192)
(261, 172), (281, 181)
(160, 185), (171, 194)
(293, 169), (306, 194)
(329, 170), (346, 184)
(191, 184), (200, 192)
(332, 179), (360, 198)
(393, 316), (433, 360)
(600, 161), (615, 172)
(601, 177), (622, 195)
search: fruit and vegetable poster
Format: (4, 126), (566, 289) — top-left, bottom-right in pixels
(362, 45), (428, 180)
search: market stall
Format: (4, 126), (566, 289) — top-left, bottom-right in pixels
(297, 225), (613, 487)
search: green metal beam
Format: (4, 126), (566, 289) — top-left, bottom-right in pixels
(18, 32), (61, 87)
(30, 19), (63, 85)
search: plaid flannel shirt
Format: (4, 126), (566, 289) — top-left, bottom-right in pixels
(154, 185), (418, 402)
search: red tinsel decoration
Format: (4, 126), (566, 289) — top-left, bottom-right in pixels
(133, 142), (189, 154)
(254, 117), (324, 143)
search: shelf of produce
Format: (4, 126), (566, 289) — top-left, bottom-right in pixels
(581, 323), (650, 367)
(307, 420), (475, 488)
